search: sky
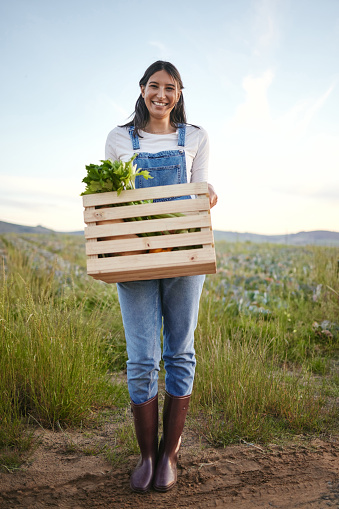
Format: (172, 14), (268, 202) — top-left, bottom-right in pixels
(0, 0), (338, 235)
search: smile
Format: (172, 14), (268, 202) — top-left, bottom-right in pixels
(152, 101), (168, 106)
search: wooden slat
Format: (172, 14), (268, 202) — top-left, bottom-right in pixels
(82, 182), (216, 282)
(84, 214), (211, 239)
(85, 230), (214, 255)
(92, 262), (217, 283)
(83, 196), (210, 223)
(87, 247), (216, 274)
(82, 182), (208, 207)
(86, 206), (98, 260)
(199, 210), (212, 250)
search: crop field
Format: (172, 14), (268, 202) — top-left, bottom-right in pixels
(0, 233), (338, 472)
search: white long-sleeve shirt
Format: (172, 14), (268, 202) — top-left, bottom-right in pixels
(105, 125), (209, 184)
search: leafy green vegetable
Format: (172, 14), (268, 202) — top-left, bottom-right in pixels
(81, 156), (199, 251)
(81, 155), (153, 196)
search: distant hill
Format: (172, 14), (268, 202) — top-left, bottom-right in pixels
(213, 230), (339, 246)
(0, 221), (55, 234)
(1, 221), (338, 246)
(0, 221), (83, 235)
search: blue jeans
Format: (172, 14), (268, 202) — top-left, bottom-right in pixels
(117, 275), (205, 404)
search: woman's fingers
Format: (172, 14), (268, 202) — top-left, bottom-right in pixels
(208, 183), (218, 208)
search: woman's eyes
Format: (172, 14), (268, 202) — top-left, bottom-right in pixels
(149, 85), (175, 92)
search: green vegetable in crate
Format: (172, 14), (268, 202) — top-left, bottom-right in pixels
(80, 155), (197, 253)
(81, 155), (153, 195)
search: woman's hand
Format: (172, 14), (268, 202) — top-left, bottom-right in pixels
(208, 183), (218, 209)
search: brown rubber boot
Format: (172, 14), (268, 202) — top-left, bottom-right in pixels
(153, 391), (190, 492)
(130, 394), (158, 492)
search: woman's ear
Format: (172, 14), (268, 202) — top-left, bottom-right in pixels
(140, 85), (145, 98)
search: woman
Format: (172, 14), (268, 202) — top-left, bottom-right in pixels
(105, 61), (217, 493)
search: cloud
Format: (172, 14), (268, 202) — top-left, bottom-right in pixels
(228, 69), (335, 141)
(291, 84), (335, 134)
(0, 191), (84, 232)
(271, 83), (335, 145)
(0, 175), (84, 231)
(273, 182), (339, 202)
(215, 71), (339, 235)
(230, 70), (274, 128)
(1, 175), (81, 201)
(0, 197), (56, 211)
(252, 0), (281, 56)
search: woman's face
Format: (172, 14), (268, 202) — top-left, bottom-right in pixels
(140, 70), (181, 122)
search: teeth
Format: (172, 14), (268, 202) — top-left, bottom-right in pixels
(153, 102), (167, 106)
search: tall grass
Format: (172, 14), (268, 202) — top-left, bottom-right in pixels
(0, 234), (338, 467)
(193, 309), (332, 445)
(191, 242), (338, 445)
(0, 239), (128, 467)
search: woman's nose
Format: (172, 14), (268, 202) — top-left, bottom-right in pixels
(156, 87), (165, 98)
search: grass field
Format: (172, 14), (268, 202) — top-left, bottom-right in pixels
(0, 233), (338, 471)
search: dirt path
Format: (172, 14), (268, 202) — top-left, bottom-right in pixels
(0, 425), (338, 509)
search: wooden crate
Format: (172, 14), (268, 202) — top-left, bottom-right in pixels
(82, 182), (216, 283)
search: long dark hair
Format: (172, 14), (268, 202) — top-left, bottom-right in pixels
(121, 61), (187, 137)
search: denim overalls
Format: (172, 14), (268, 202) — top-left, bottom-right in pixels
(131, 124), (188, 199)
(116, 125), (205, 404)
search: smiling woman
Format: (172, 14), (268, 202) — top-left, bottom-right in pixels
(104, 60), (217, 494)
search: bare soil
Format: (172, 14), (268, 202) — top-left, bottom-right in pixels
(0, 414), (338, 509)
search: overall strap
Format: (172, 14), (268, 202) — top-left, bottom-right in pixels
(128, 126), (140, 150)
(177, 124), (186, 147)
(129, 125), (185, 149)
